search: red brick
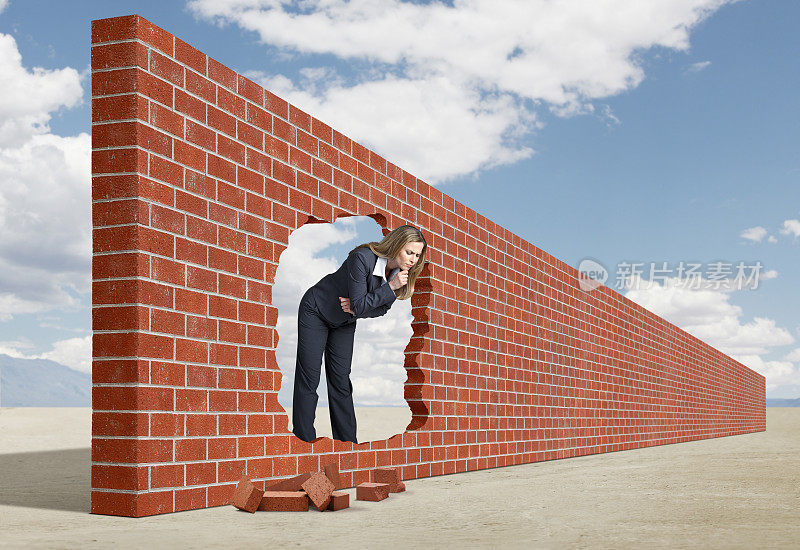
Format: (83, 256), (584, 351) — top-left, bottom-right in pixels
(258, 491), (309, 512)
(175, 487), (207, 512)
(92, 412), (148, 437)
(301, 470), (335, 511)
(323, 463), (342, 490)
(174, 141), (206, 172)
(175, 38), (207, 75)
(372, 466), (403, 492)
(136, 16), (174, 56)
(265, 472), (312, 492)
(186, 462), (217, 486)
(150, 102), (184, 138)
(209, 58), (237, 91)
(356, 482), (390, 502)
(186, 415), (216, 437)
(92, 94), (148, 122)
(92, 305), (148, 331)
(150, 50), (184, 86)
(230, 477), (262, 513)
(288, 104), (311, 132)
(264, 90), (288, 118)
(151, 464), (184, 488)
(91, 15), (137, 43)
(237, 74), (263, 105)
(92, 464), (148, 491)
(207, 105), (236, 137)
(186, 120), (215, 151)
(218, 134), (245, 165)
(91, 42), (147, 70)
(186, 70), (216, 103)
(217, 87), (246, 118)
(326, 491), (349, 511)
(175, 438), (207, 461)
(175, 89), (207, 122)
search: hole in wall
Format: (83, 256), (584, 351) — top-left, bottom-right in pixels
(273, 215), (415, 443)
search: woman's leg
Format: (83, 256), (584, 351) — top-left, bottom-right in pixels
(324, 321), (358, 443)
(292, 293), (329, 442)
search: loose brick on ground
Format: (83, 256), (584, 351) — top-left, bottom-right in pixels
(356, 482), (390, 502)
(230, 477), (263, 513)
(326, 490), (349, 511)
(323, 462), (342, 490)
(258, 491), (309, 512)
(264, 472), (312, 492)
(301, 470), (335, 511)
(372, 466), (403, 492)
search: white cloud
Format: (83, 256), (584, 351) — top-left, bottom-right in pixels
(0, 335), (91, 373)
(623, 274), (794, 357)
(784, 348), (800, 362)
(37, 335), (91, 373)
(0, 33), (83, 147)
(0, 0), (8, 14)
(248, 71), (536, 183)
(0, 32), (89, 321)
(686, 60), (711, 73)
(740, 226), (768, 242)
(620, 262), (777, 294)
(0, 132), (91, 319)
(731, 355), (800, 392)
(622, 272), (800, 395)
(767, 235), (778, 243)
(189, 0), (732, 182)
(779, 219), (800, 239)
(274, 217), (413, 411)
(761, 269), (778, 280)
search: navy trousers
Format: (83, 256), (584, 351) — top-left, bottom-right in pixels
(292, 287), (359, 444)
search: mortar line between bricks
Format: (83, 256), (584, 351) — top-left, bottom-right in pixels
(92, 171), (139, 177)
(91, 117), (138, 126)
(91, 38), (140, 47)
(91, 91), (140, 100)
(92, 145), (135, 151)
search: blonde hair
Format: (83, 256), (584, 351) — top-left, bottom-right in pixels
(347, 225), (428, 300)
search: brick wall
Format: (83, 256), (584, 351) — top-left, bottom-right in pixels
(90, 14), (766, 517)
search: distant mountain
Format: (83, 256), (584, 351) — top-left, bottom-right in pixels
(0, 354), (90, 407)
(766, 397), (800, 407)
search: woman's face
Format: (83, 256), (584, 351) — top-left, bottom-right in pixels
(393, 241), (424, 271)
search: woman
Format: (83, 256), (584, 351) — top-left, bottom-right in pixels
(292, 225), (428, 444)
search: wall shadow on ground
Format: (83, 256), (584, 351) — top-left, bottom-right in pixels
(0, 448), (90, 513)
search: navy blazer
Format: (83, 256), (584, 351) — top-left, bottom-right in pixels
(309, 246), (400, 327)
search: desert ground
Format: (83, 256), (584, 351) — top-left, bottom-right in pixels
(1, 406), (798, 549)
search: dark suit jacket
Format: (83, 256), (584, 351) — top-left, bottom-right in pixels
(310, 246), (399, 327)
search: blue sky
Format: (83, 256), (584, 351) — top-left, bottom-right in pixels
(0, 0), (797, 400)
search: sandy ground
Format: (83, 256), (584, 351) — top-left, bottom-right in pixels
(1, 407), (798, 549)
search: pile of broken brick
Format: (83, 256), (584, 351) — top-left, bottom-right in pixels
(231, 463), (406, 512)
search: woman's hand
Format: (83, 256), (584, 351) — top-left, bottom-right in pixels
(339, 296), (353, 315)
(389, 269), (409, 290)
